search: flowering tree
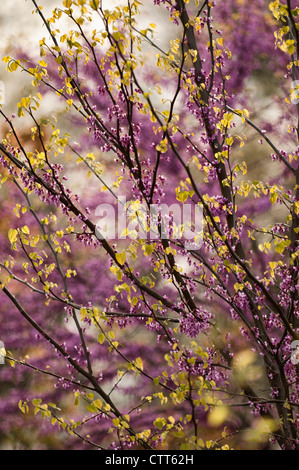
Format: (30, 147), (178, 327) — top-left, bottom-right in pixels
(0, 0), (298, 450)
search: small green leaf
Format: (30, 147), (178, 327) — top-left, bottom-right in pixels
(8, 228), (18, 244)
(98, 333), (105, 344)
(89, 0), (100, 9)
(116, 252), (126, 265)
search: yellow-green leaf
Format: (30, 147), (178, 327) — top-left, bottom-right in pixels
(116, 252), (126, 265)
(8, 229), (18, 244)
